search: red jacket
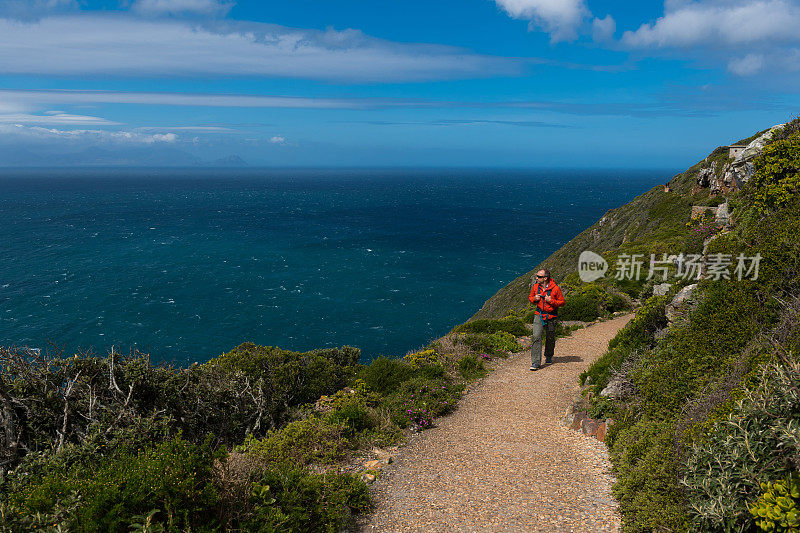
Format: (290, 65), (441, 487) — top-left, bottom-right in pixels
(528, 278), (565, 320)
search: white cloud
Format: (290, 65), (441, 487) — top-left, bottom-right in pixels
(0, 124), (179, 144)
(0, 15), (526, 82)
(0, 89), (393, 110)
(592, 15), (616, 42)
(0, 98), (120, 125)
(727, 53), (764, 75)
(0, 112), (119, 125)
(622, 0), (800, 48)
(269, 136), (286, 145)
(131, 0), (234, 17)
(494, 0), (590, 42)
(619, 0), (800, 77)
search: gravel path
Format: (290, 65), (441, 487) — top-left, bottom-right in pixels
(357, 313), (634, 532)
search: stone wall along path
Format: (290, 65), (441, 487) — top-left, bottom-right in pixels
(357, 313), (634, 532)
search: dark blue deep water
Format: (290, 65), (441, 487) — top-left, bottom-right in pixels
(0, 168), (666, 364)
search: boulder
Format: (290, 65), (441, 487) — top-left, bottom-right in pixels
(595, 422), (607, 442)
(738, 124), (784, 164)
(715, 202), (731, 227)
(725, 123), (785, 189)
(600, 375), (635, 399)
(653, 283), (672, 296)
(665, 283), (698, 323)
(569, 411), (588, 431)
(581, 418), (599, 437)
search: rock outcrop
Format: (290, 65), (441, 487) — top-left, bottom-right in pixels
(696, 123), (785, 195)
(665, 283), (698, 324)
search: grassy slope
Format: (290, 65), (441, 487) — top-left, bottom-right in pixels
(470, 157), (707, 320)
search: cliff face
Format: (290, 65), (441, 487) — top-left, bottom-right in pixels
(470, 123), (785, 321)
(695, 124), (784, 195)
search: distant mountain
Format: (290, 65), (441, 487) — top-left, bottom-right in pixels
(203, 155), (247, 167)
(0, 145), (247, 167)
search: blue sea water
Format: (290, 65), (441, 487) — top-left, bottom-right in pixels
(0, 168), (667, 365)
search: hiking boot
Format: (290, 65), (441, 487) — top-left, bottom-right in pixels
(530, 365), (539, 371)
(545, 359), (553, 365)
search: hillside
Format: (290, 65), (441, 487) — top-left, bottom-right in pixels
(509, 116), (800, 532)
(470, 127), (779, 320)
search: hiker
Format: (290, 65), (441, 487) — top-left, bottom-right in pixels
(528, 269), (565, 370)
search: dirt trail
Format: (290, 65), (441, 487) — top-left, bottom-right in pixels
(357, 313), (633, 532)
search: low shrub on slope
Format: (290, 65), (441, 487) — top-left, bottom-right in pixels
(581, 118), (800, 532)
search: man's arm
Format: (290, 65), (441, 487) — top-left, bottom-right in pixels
(550, 286), (566, 308)
(528, 285), (540, 303)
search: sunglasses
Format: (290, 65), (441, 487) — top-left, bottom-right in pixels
(536, 275), (547, 278)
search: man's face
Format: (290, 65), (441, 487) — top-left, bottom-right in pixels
(536, 272), (548, 285)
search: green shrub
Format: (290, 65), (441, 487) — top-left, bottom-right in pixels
(560, 294), (601, 321)
(457, 354), (486, 381)
(645, 280), (773, 418)
(327, 403), (375, 437)
(750, 131), (800, 212)
(460, 332), (520, 356)
(359, 356), (414, 395)
(245, 417), (352, 466)
(610, 292), (632, 312)
(208, 343), (359, 419)
(560, 283), (612, 321)
(610, 419), (691, 532)
(403, 349), (446, 378)
(580, 294), (667, 394)
(750, 474), (800, 532)
(2, 436), (222, 532)
(607, 294), (669, 352)
(682, 358), (800, 532)
(453, 317), (528, 336)
(243, 465), (371, 533)
(388, 377), (463, 429)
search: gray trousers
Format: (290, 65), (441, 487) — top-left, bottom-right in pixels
(531, 314), (556, 367)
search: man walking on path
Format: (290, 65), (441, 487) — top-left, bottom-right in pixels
(528, 269), (565, 370)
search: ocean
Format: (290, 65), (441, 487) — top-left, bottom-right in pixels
(0, 168), (667, 365)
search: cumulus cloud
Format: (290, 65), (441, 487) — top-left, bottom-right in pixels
(619, 0), (800, 77)
(268, 136), (286, 144)
(592, 15), (616, 42)
(493, 0), (590, 42)
(0, 15), (526, 82)
(131, 0), (234, 17)
(622, 0), (800, 48)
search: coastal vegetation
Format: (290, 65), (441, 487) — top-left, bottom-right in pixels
(0, 313), (531, 530)
(563, 117), (799, 531)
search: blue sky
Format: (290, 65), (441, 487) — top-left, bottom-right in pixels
(0, 0), (798, 167)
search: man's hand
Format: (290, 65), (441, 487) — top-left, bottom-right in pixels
(533, 295), (541, 302)
(545, 295), (552, 303)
